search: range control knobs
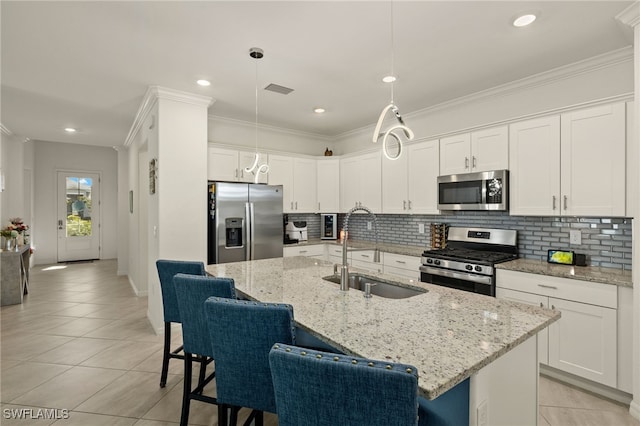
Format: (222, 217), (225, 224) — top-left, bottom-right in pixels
(426, 258), (433, 264)
(465, 265), (473, 271)
(434, 260), (441, 266)
(475, 266), (482, 272)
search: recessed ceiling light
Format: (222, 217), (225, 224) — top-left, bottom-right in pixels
(313, 107), (326, 114)
(513, 14), (537, 27)
(64, 127), (77, 133)
(196, 79), (211, 87)
(382, 75), (397, 83)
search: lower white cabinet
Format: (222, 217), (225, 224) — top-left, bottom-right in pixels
(327, 245), (347, 265)
(283, 244), (325, 259)
(350, 250), (383, 274)
(496, 269), (618, 388)
(382, 253), (421, 280)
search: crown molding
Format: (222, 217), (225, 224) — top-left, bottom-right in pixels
(124, 86), (215, 147)
(337, 46), (633, 140)
(208, 114), (333, 142)
(616, 2), (640, 27)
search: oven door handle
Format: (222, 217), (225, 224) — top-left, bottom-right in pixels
(419, 265), (493, 285)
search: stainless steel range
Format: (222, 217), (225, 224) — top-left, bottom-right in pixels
(420, 227), (518, 296)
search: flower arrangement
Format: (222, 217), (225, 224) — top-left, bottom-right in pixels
(8, 217), (29, 233)
(0, 228), (18, 239)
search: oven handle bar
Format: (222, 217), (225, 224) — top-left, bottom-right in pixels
(419, 266), (493, 285)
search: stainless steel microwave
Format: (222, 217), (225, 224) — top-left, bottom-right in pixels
(437, 170), (508, 211)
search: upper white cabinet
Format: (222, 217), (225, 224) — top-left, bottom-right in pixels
(382, 140), (439, 214)
(560, 103), (626, 216)
(316, 158), (340, 213)
(439, 126), (508, 175)
(510, 102), (626, 216)
(208, 147), (269, 183)
(269, 155), (317, 213)
(340, 151), (382, 213)
(509, 116), (561, 216)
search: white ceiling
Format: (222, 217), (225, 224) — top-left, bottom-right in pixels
(1, 1), (634, 148)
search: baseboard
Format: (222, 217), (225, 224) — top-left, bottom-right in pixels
(630, 400), (640, 421)
(540, 365), (633, 405)
(127, 276), (148, 297)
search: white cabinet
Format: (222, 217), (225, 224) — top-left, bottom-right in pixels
(560, 103), (626, 216)
(350, 250), (384, 274)
(382, 252), (421, 280)
(208, 147), (268, 183)
(509, 116), (561, 216)
(316, 158), (340, 212)
(339, 152), (381, 213)
(283, 244), (325, 259)
(382, 140), (439, 214)
(509, 102), (626, 217)
(269, 155), (317, 213)
(496, 269), (618, 388)
(439, 126), (508, 175)
(326, 245), (348, 265)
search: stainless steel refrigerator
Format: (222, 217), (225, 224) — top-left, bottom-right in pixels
(208, 182), (283, 264)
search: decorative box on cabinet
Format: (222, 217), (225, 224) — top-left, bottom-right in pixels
(496, 269), (617, 388)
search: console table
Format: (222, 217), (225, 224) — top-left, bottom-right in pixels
(1, 245), (30, 306)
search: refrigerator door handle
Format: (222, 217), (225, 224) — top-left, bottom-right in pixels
(247, 202), (256, 260)
(245, 202), (252, 260)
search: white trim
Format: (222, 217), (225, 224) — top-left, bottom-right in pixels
(540, 365), (633, 406)
(127, 275), (148, 297)
(208, 114), (333, 142)
(337, 47), (634, 140)
(631, 401), (640, 419)
(0, 123), (13, 136)
(616, 3), (640, 27)
(124, 86), (214, 147)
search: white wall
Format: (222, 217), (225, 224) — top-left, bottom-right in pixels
(209, 115), (333, 156)
(116, 147), (129, 276)
(335, 48), (634, 155)
(33, 141), (117, 265)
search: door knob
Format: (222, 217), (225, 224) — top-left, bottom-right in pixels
(58, 219), (64, 230)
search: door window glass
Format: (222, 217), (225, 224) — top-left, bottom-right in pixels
(66, 177), (93, 237)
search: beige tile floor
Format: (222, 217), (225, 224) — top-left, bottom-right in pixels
(1, 259), (637, 426)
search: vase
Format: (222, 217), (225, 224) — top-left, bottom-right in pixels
(4, 237), (13, 251)
(16, 233), (24, 246)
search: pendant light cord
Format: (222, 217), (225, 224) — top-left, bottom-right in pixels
(390, 0), (395, 104)
(254, 56), (259, 153)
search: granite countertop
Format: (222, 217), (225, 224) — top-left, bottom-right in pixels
(496, 258), (632, 288)
(206, 256), (560, 400)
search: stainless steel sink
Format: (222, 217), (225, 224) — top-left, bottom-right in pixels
(322, 274), (426, 299)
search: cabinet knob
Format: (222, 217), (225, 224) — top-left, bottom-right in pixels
(295, 201), (298, 210)
(403, 200), (407, 210)
(563, 195), (568, 211)
(552, 196), (557, 210)
(408, 200), (412, 210)
(465, 157), (469, 169)
(472, 156), (477, 169)
(540, 302), (544, 308)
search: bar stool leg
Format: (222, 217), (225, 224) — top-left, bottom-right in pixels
(180, 352), (193, 426)
(160, 322), (172, 387)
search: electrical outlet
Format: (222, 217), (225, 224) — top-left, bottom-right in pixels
(477, 400), (488, 426)
(367, 221), (372, 230)
(418, 223), (425, 234)
(570, 230), (581, 245)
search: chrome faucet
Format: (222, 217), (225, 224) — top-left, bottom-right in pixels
(340, 205), (381, 291)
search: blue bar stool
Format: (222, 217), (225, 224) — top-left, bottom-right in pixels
(174, 273), (236, 426)
(155, 259), (206, 388)
(204, 297), (296, 426)
(269, 344), (428, 426)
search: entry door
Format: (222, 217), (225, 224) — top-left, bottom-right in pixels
(57, 172), (101, 262)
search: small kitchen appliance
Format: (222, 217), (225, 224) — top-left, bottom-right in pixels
(286, 221), (308, 242)
(320, 213), (338, 240)
(420, 227), (518, 296)
(437, 170), (508, 211)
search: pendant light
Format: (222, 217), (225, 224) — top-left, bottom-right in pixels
(244, 47), (269, 183)
(372, 1), (414, 160)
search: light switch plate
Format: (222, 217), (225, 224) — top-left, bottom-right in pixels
(570, 230), (581, 245)
(367, 221), (372, 230)
(418, 223), (425, 234)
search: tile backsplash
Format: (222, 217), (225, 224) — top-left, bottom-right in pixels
(288, 212), (632, 270)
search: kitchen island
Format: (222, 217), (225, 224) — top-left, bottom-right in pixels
(206, 256), (560, 425)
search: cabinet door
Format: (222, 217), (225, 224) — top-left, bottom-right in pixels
(561, 103), (626, 216)
(317, 159), (340, 212)
(382, 151), (408, 213)
(268, 155), (294, 212)
(509, 116), (560, 216)
(359, 151), (382, 213)
(407, 140), (439, 214)
(208, 147), (239, 181)
(548, 297), (617, 387)
(471, 126), (508, 172)
(293, 158), (317, 212)
(340, 157), (360, 212)
(495, 287), (549, 365)
(238, 151), (269, 184)
(439, 133), (470, 175)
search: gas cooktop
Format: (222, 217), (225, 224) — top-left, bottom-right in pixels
(422, 247), (517, 265)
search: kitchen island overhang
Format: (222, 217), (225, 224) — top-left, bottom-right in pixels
(206, 256), (560, 424)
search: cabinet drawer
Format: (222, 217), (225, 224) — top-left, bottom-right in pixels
(496, 269), (617, 308)
(351, 250), (383, 263)
(351, 259), (383, 274)
(283, 244), (325, 258)
(383, 253), (421, 271)
(384, 265), (419, 281)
